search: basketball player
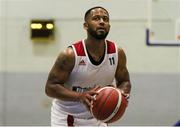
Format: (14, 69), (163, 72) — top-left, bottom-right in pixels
(45, 6), (131, 126)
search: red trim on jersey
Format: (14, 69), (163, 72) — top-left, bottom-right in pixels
(107, 40), (116, 54)
(67, 115), (74, 127)
(73, 41), (85, 56)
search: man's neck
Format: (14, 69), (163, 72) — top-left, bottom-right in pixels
(85, 37), (105, 53)
(85, 38), (106, 62)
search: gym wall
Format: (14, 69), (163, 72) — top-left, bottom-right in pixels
(0, 0), (179, 125)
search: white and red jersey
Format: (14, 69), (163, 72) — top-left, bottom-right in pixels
(52, 40), (118, 119)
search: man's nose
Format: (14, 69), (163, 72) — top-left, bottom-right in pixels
(99, 18), (105, 25)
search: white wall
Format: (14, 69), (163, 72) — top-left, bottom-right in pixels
(0, 0), (180, 126)
(0, 0), (148, 72)
(0, 0), (180, 73)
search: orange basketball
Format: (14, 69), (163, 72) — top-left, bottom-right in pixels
(90, 86), (128, 123)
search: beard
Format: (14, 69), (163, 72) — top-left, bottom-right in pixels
(87, 27), (109, 40)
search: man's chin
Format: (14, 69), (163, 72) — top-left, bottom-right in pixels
(88, 29), (108, 40)
(95, 33), (108, 40)
(95, 36), (107, 40)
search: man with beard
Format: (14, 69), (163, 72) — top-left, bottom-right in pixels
(45, 6), (131, 126)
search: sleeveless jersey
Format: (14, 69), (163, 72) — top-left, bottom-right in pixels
(52, 40), (118, 119)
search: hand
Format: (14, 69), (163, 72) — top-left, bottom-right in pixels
(118, 81), (131, 100)
(120, 90), (130, 100)
(78, 85), (100, 110)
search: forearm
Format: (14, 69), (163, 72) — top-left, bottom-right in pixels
(45, 83), (80, 102)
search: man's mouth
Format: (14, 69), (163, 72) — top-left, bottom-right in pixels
(97, 28), (106, 32)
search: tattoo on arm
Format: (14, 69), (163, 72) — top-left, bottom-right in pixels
(56, 56), (69, 71)
(55, 51), (74, 72)
(48, 73), (59, 84)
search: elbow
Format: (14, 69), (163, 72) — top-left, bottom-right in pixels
(45, 86), (50, 96)
(45, 83), (54, 97)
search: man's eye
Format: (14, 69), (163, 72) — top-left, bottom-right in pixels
(103, 17), (109, 22)
(93, 17), (100, 20)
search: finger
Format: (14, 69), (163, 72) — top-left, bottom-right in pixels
(125, 94), (130, 99)
(88, 91), (99, 96)
(122, 92), (130, 100)
(93, 85), (101, 90)
(84, 98), (92, 108)
(86, 94), (96, 101)
(118, 89), (130, 99)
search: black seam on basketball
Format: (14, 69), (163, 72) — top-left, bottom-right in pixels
(106, 90), (120, 123)
(97, 89), (115, 120)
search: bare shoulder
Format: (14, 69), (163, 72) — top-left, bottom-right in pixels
(56, 47), (75, 72)
(60, 47), (75, 60)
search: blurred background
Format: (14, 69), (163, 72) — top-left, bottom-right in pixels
(0, 0), (180, 126)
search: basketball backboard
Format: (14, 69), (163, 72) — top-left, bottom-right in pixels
(146, 0), (180, 46)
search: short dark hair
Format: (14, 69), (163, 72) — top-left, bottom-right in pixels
(84, 6), (109, 21)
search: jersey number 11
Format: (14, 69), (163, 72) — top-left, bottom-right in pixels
(109, 57), (115, 65)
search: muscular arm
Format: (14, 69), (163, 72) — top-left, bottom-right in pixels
(45, 47), (80, 101)
(45, 47), (98, 108)
(115, 48), (131, 96)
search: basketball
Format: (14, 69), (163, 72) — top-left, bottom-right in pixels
(90, 86), (128, 123)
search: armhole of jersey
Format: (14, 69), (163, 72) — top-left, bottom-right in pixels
(114, 43), (119, 70)
(112, 43), (119, 87)
(71, 45), (78, 72)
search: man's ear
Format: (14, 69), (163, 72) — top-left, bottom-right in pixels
(83, 22), (88, 30)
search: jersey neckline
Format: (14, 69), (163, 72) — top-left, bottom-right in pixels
(82, 39), (107, 68)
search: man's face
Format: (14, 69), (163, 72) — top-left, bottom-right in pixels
(85, 8), (110, 40)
